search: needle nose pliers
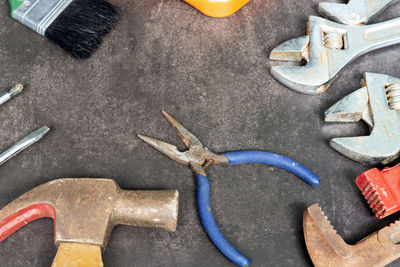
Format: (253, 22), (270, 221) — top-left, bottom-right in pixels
(139, 111), (320, 266)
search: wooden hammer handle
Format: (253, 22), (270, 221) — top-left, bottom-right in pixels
(52, 243), (103, 267)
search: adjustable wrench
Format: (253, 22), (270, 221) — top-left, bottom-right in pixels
(269, 16), (400, 94)
(325, 73), (400, 164)
(304, 204), (400, 267)
(318, 0), (398, 25)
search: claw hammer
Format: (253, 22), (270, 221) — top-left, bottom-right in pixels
(0, 178), (179, 266)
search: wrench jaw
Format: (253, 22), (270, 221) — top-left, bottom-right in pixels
(318, 2), (368, 25)
(326, 73), (400, 164)
(304, 203), (400, 267)
(269, 36), (310, 63)
(330, 135), (400, 164)
(269, 17), (331, 94)
(270, 64), (330, 94)
(303, 204), (355, 267)
(270, 16), (351, 94)
(325, 87), (370, 124)
(269, 33), (330, 94)
(318, 0), (397, 26)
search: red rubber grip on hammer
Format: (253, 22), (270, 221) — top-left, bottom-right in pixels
(0, 203), (56, 241)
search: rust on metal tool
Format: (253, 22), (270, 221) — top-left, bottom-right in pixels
(304, 204), (400, 267)
(0, 178), (179, 249)
(138, 110), (229, 177)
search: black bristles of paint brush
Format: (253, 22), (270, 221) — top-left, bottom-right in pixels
(45, 0), (118, 59)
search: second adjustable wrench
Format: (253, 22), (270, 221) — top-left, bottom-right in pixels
(325, 73), (400, 164)
(270, 16), (400, 94)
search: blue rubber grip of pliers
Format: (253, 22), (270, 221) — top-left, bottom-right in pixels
(222, 150), (320, 186)
(196, 173), (251, 266)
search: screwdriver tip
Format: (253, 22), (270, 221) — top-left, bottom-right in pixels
(15, 84), (23, 91)
(41, 126), (50, 133)
(33, 126), (50, 140)
(9, 84), (24, 97)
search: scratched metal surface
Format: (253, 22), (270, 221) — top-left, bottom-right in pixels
(0, 0), (399, 266)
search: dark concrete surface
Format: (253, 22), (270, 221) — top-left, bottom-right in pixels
(0, 0), (400, 266)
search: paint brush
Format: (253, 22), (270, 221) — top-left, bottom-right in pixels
(9, 0), (119, 59)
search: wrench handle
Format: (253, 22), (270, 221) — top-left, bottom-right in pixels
(196, 174), (250, 267)
(363, 17), (400, 49)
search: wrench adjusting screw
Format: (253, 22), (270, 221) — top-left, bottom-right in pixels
(323, 31), (344, 49)
(386, 84), (400, 110)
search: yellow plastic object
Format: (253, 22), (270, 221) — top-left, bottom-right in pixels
(52, 243), (103, 267)
(185, 0), (250, 17)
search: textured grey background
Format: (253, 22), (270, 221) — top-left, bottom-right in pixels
(0, 0), (400, 266)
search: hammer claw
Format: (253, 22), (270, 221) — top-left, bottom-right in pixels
(0, 203), (55, 242)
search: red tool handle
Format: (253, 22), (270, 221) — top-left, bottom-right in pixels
(356, 164), (400, 219)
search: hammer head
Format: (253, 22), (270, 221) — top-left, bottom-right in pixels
(0, 178), (179, 249)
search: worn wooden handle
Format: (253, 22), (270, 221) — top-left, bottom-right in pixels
(52, 243), (103, 267)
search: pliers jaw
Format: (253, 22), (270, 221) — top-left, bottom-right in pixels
(185, 147), (229, 176)
(139, 111), (229, 176)
(137, 134), (192, 166)
(325, 73), (400, 164)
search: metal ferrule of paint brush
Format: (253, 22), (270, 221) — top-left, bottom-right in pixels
(12, 0), (73, 36)
(0, 84), (23, 106)
(0, 126), (50, 165)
